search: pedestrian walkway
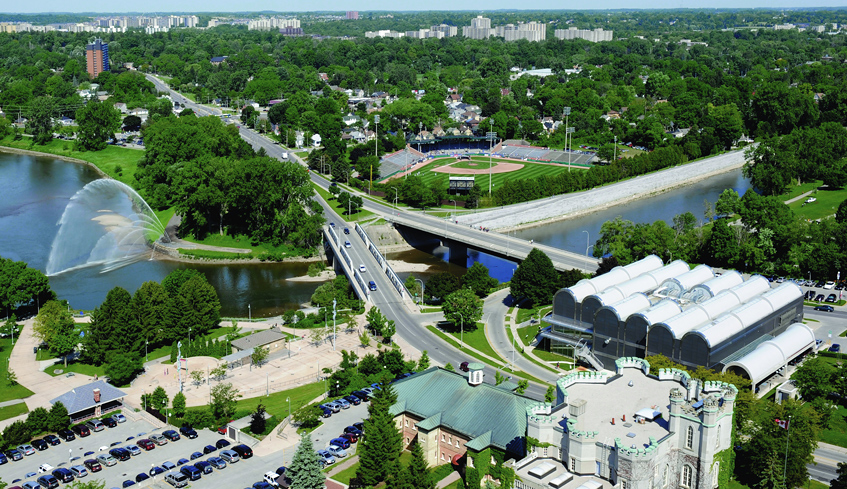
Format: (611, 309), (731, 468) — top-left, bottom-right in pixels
(326, 454), (359, 478)
(437, 471), (461, 488)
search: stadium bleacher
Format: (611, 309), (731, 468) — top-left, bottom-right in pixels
(380, 149), (423, 177)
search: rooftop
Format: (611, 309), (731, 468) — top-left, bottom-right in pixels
(231, 329), (287, 351)
(564, 369), (671, 447)
(50, 380), (126, 415)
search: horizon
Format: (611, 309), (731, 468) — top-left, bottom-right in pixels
(3, 4), (847, 15)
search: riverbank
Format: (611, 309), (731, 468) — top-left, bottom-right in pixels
(0, 144), (112, 180)
(458, 148), (750, 232)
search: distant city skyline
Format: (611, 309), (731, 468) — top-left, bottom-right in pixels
(2, 1), (847, 14)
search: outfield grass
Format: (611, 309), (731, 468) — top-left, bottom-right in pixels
(312, 183), (375, 222)
(0, 402), (29, 422)
(410, 157), (580, 194)
(0, 136), (143, 189)
(0, 337), (35, 402)
(788, 187), (847, 221)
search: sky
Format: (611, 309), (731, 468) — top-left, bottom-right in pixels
(4, 0), (847, 14)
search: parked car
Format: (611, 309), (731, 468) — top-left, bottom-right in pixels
(831, 344), (841, 353)
(815, 294), (826, 302)
(162, 461), (177, 470)
(150, 434), (168, 446)
(193, 461), (213, 475)
(85, 419), (105, 432)
(320, 407), (332, 418)
(83, 460), (101, 472)
(57, 430), (75, 441)
(330, 437), (350, 450)
(51, 468), (74, 484)
(824, 281), (836, 289)
(164, 473), (189, 488)
(6, 449), (22, 461)
(326, 445), (347, 458)
(344, 395), (361, 406)
(137, 439), (155, 451)
(202, 445), (216, 454)
(232, 444), (253, 459)
(335, 398), (350, 409)
(17, 445), (35, 456)
(179, 465), (201, 481)
(22, 482), (40, 489)
(316, 450), (336, 466)
(38, 464), (54, 473)
(71, 425), (90, 437)
(190, 452), (203, 460)
(253, 482), (273, 489)
(263, 471), (281, 488)
(96, 454), (117, 467)
(344, 426), (364, 437)
(176, 458), (190, 466)
(162, 430), (180, 441)
(814, 305), (834, 312)
(69, 466), (88, 478)
(825, 294), (837, 303)
(32, 439), (48, 451)
(114, 414), (127, 423)
(148, 466), (165, 477)
(36, 475), (59, 489)
(102, 417), (117, 428)
(43, 435), (60, 446)
(353, 422), (365, 433)
(215, 439), (231, 449)
(219, 450), (240, 464)
(179, 426), (198, 439)
(109, 448), (131, 462)
(339, 433), (358, 444)
(135, 473), (150, 483)
(206, 457), (226, 469)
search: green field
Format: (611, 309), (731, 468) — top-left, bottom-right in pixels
(0, 136), (143, 189)
(442, 322), (504, 363)
(788, 187), (847, 221)
(46, 361), (106, 378)
(411, 156), (580, 193)
(181, 232), (312, 261)
(0, 337), (35, 402)
(0, 402), (29, 422)
(312, 183), (375, 221)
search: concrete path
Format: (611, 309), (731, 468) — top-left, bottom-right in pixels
(437, 471), (461, 488)
(326, 454), (359, 478)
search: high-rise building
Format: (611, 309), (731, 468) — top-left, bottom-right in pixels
(462, 16), (494, 39)
(431, 24), (458, 37)
(346, 11), (359, 20)
(496, 21), (546, 42)
(554, 27), (613, 42)
(85, 38), (109, 78)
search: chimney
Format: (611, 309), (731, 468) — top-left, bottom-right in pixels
(93, 388), (101, 403)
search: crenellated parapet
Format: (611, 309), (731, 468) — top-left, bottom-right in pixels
(526, 403), (556, 423)
(658, 368), (691, 387)
(615, 436), (661, 457)
(615, 357), (651, 375)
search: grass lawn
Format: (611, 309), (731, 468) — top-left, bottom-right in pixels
(46, 360), (107, 378)
(411, 157), (580, 195)
(820, 404), (847, 448)
(229, 381), (327, 420)
(420, 307), (442, 313)
(312, 183), (375, 222)
(532, 348), (574, 367)
(0, 136), (143, 189)
(0, 402), (29, 422)
(788, 186), (847, 221)
(0, 338), (35, 402)
(154, 207), (176, 229)
(330, 450), (413, 484)
(442, 322), (504, 362)
(517, 324), (541, 345)
(516, 304), (552, 324)
(779, 179), (824, 202)
(505, 327), (559, 375)
(180, 232), (311, 261)
(145, 326), (249, 362)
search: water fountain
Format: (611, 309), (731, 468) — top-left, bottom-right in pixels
(46, 179), (170, 276)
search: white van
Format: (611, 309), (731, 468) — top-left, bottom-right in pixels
(85, 419), (105, 432)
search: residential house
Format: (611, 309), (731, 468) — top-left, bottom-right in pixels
(114, 102), (128, 113)
(210, 56), (228, 65)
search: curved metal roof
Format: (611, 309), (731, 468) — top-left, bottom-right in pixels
(654, 303), (712, 339)
(723, 323), (815, 385)
(602, 293), (652, 321)
(689, 298), (767, 348)
(760, 282), (803, 310)
(594, 260), (691, 306)
(634, 299), (683, 327)
(688, 270), (744, 300)
(620, 254), (664, 279)
(727, 275), (771, 303)
(659, 264), (714, 297)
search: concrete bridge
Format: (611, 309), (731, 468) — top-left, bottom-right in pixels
(385, 212), (599, 273)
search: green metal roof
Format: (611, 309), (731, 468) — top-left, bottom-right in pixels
(465, 431), (492, 451)
(390, 367), (535, 454)
(417, 412), (442, 431)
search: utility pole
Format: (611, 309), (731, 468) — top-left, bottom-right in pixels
(332, 299), (337, 351)
(177, 341), (183, 393)
(564, 107), (571, 171)
(487, 119), (497, 196)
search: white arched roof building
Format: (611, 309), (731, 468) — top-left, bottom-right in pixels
(723, 323), (816, 385)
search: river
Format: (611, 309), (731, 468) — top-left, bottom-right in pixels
(0, 151), (751, 315)
(0, 152), (322, 317)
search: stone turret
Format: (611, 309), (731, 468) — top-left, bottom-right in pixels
(668, 387), (685, 434)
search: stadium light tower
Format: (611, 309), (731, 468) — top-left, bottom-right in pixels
(487, 119), (497, 196)
(563, 107), (571, 171)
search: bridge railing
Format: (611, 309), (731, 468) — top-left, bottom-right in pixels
(355, 223), (412, 300)
(328, 224), (339, 246)
(325, 227), (369, 303)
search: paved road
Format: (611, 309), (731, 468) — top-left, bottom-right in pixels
(810, 442), (846, 484)
(144, 74), (221, 118)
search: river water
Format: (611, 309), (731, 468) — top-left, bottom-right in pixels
(0, 152), (321, 317)
(0, 152), (751, 314)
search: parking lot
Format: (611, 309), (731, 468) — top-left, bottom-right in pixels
(0, 400), (371, 489)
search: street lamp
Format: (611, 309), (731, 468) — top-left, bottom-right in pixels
(373, 115), (380, 196)
(563, 107), (571, 170)
(188, 327), (191, 348)
(487, 120), (496, 195)
(415, 279), (425, 308)
(392, 188), (399, 211)
(456, 313), (465, 349)
(613, 135), (617, 162)
(332, 299), (337, 351)
(583, 230), (590, 258)
(248, 304), (251, 321)
(286, 397), (291, 421)
(449, 199), (456, 211)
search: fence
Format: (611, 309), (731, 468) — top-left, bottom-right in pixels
(276, 415), (290, 439)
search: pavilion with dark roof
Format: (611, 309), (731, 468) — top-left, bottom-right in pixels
(50, 380), (127, 423)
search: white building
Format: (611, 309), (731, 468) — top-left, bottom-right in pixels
(248, 17), (300, 31)
(462, 16), (494, 39)
(431, 24), (458, 37)
(365, 30), (405, 38)
(555, 27), (614, 42)
(496, 21), (546, 42)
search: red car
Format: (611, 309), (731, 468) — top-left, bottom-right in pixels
(137, 439), (155, 451)
(84, 459), (102, 472)
(339, 433), (358, 444)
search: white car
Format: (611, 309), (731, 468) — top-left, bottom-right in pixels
(359, 264), (366, 273)
(345, 241), (351, 248)
(326, 445), (347, 458)
(38, 463), (54, 473)
(824, 281), (835, 289)
(114, 413), (127, 423)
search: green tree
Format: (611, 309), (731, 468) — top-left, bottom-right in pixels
(836, 198), (847, 224)
(172, 392), (187, 418)
(366, 306), (387, 337)
(715, 188), (741, 217)
(708, 103), (744, 150)
(33, 300), (77, 367)
(382, 320), (396, 344)
(292, 404), (323, 429)
(425, 273), (461, 303)
(210, 382), (238, 421)
(511, 248), (559, 305)
(25, 96), (56, 145)
(150, 386), (169, 412)
(417, 350), (430, 371)
(26, 406), (50, 434)
(48, 402), (69, 432)
(356, 383), (402, 486)
(516, 380), (529, 395)
(444, 362), (455, 371)
(250, 403), (267, 434)
(122, 115), (142, 132)
(84, 286), (138, 365)
(545, 385), (555, 403)
(4, 420), (31, 446)
(407, 440), (435, 489)
(462, 262), (498, 298)
(596, 143), (617, 163)
(288, 432), (325, 489)
(105, 352), (142, 386)
(831, 462), (847, 489)
(792, 356), (835, 401)
(75, 98), (121, 151)
(442, 288), (484, 330)
(251, 345), (269, 367)
(131, 281), (169, 346)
